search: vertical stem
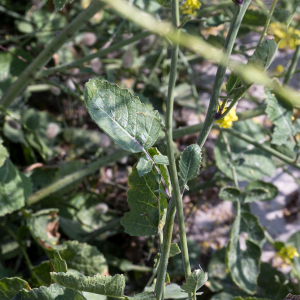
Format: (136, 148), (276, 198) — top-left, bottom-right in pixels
(196, 0), (252, 149)
(284, 45), (300, 85)
(257, 0), (278, 48)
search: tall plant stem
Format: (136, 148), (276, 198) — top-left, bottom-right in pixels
(0, 1), (105, 109)
(284, 45), (300, 85)
(196, 0), (252, 148)
(257, 0), (278, 48)
(156, 0), (192, 299)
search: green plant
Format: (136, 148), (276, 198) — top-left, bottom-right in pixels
(1, 0), (300, 300)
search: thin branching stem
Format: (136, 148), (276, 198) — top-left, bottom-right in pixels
(284, 45), (300, 85)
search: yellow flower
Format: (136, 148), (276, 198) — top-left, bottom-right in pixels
(277, 245), (300, 264)
(273, 64), (285, 76)
(215, 103), (238, 129)
(269, 22), (300, 50)
(180, 0), (202, 16)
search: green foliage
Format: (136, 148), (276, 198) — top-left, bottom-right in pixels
(121, 148), (170, 236)
(0, 277), (30, 300)
(178, 144), (202, 183)
(12, 283), (86, 300)
(0, 159), (32, 217)
(244, 181), (278, 201)
(215, 120), (276, 181)
(136, 155), (153, 177)
(0, 138), (9, 168)
(84, 79), (162, 153)
(51, 251), (68, 273)
(219, 187), (241, 202)
(181, 269), (208, 295)
(169, 243), (181, 257)
(51, 272), (125, 297)
(53, 0), (73, 10)
(59, 241), (108, 276)
(265, 89), (294, 145)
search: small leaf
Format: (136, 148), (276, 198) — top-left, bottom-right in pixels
(153, 155), (169, 165)
(31, 261), (52, 287)
(136, 155), (153, 177)
(0, 138), (9, 168)
(12, 283), (86, 300)
(169, 243), (181, 257)
(265, 89), (294, 145)
(165, 273), (170, 284)
(0, 159), (31, 217)
(145, 283), (188, 299)
(59, 241), (108, 276)
(121, 149), (170, 236)
(181, 269), (208, 294)
(131, 292), (156, 299)
(51, 251), (68, 272)
(27, 209), (61, 251)
(84, 79), (162, 153)
(226, 73), (240, 95)
(219, 187), (241, 202)
(243, 188), (270, 203)
(178, 144), (202, 182)
(245, 181), (278, 201)
(53, 0), (73, 10)
(0, 278), (30, 300)
(51, 272), (125, 297)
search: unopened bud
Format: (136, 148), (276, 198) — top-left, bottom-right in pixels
(232, 0), (243, 6)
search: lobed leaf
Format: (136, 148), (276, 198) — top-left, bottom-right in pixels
(219, 187), (241, 202)
(245, 181), (278, 201)
(51, 272), (125, 297)
(265, 89), (294, 146)
(178, 144), (201, 182)
(243, 188), (270, 203)
(0, 278), (30, 300)
(181, 269), (208, 295)
(84, 79), (162, 153)
(51, 251), (68, 272)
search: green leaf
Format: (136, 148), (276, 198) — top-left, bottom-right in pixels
(12, 283), (86, 300)
(178, 144), (201, 182)
(3, 119), (27, 145)
(265, 89), (294, 145)
(53, 0), (73, 10)
(145, 283), (188, 299)
(0, 159), (31, 217)
(169, 243), (181, 257)
(219, 187), (241, 202)
(245, 181), (278, 201)
(181, 269), (208, 295)
(51, 272), (125, 297)
(233, 298), (271, 300)
(226, 73), (239, 95)
(153, 154), (169, 165)
(243, 188), (270, 203)
(211, 293), (235, 300)
(84, 79), (162, 153)
(51, 251), (68, 272)
(0, 277), (30, 300)
(0, 138), (9, 168)
(60, 241), (108, 276)
(215, 120), (276, 181)
(136, 155), (153, 177)
(240, 212), (265, 248)
(131, 292), (156, 299)
(31, 261), (52, 287)
(27, 209), (61, 251)
(121, 149), (170, 236)
(242, 10), (266, 26)
(226, 205), (261, 294)
(287, 231), (300, 276)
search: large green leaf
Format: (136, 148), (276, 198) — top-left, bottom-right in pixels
(265, 89), (294, 145)
(31, 261), (52, 287)
(59, 241), (108, 276)
(51, 272), (125, 297)
(215, 120), (276, 181)
(178, 144), (201, 183)
(226, 204), (261, 294)
(121, 149), (170, 236)
(243, 188), (270, 203)
(0, 277), (30, 300)
(181, 269), (207, 295)
(27, 209), (61, 251)
(12, 283), (86, 300)
(84, 79), (162, 153)
(0, 159), (31, 217)
(51, 251), (68, 272)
